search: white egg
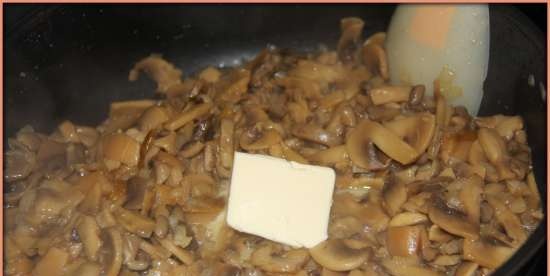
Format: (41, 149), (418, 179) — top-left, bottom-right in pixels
(385, 4), (490, 115)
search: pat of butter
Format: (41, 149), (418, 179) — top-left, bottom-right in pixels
(227, 152), (335, 248)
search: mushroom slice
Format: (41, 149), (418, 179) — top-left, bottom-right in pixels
(427, 225), (453, 243)
(362, 41), (389, 80)
(346, 125), (390, 170)
(70, 262), (102, 276)
(309, 239), (369, 271)
(382, 180), (407, 216)
(455, 261), (478, 276)
(486, 195), (527, 244)
(337, 17), (365, 63)
(477, 128), (515, 180)
(381, 257), (442, 276)
(462, 238), (514, 269)
(389, 212), (428, 227)
(139, 106), (170, 132)
(157, 237), (194, 265)
(431, 255), (461, 266)
(101, 228), (124, 276)
(292, 123), (343, 147)
(383, 113), (436, 155)
(369, 85), (411, 105)
(307, 145), (349, 166)
(458, 175), (483, 225)
(251, 243), (309, 273)
(351, 119), (418, 165)
(428, 197), (479, 239)
(77, 215), (102, 261)
(129, 54), (182, 93)
(386, 226), (421, 257)
(165, 102), (213, 131)
(240, 128), (282, 151)
(113, 206), (156, 238)
(101, 133), (140, 167)
(32, 247), (69, 276)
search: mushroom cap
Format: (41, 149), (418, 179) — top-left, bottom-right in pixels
(309, 239), (369, 271)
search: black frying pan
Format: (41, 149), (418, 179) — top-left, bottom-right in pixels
(4, 4), (547, 276)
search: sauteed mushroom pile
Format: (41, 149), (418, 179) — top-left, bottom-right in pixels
(4, 17), (542, 276)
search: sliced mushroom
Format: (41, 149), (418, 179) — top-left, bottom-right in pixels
(455, 261), (478, 276)
(431, 255), (460, 266)
(165, 102), (213, 131)
(156, 237), (195, 265)
(309, 239), (369, 271)
(307, 145), (349, 166)
(31, 247), (69, 276)
(351, 119), (418, 165)
(389, 212), (428, 227)
(251, 243), (309, 273)
(383, 113), (436, 156)
(77, 215), (102, 261)
(70, 262), (101, 276)
(101, 228), (124, 276)
(428, 197), (479, 239)
(427, 225), (453, 243)
(346, 125), (390, 170)
(462, 238), (514, 269)
(337, 17), (365, 63)
(101, 133), (140, 167)
(219, 118), (235, 169)
(486, 195), (527, 244)
(292, 123), (343, 147)
(369, 86), (411, 105)
(240, 128), (282, 151)
(382, 180), (407, 216)
(139, 106), (170, 132)
(386, 226), (421, 257)
(477, 128), (515, 180)
(458, 175), (483, 225)
(113, 206), (156, 238)
(362, 41), (389, 80)
(129, 54), (182, 93)
(381, 257), (442, 276)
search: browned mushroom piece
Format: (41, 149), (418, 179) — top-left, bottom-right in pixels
(386, 226), (421, 257)
(458, 175), (483, 225)
(100, 228), (124, 276)
(309, 239), (369, 271)
(337, 17), (365, 63)
(240, 128), (283, 151)
(477, 128), (516, 180)
(362, 35), (389, 80)
(139, 106), (170, 132)
(129, 54), (182, 93)
(251, 243), (309, 273)
(462, 238), (515, 269)
(382, 180), (407, 216)
(307, 145), (350, 166)
(77, 215), (103, 261)
(350, 119), (418, 165)
(31, 247), (69, 276)
(346, 127), (389, 170)
(427, 197), (479, 239)
(455, 262), (479, 276)
(383, 112), (436, 156)
(485, 195), (527, 245)
(381, 257), (442, 276)
(368, 85), (412, 105)
(292, 123), (343, 147)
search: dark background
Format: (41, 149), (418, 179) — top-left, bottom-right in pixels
(3, 4), (547, 276)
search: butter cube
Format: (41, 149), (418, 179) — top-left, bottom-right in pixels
(227, 152), (335, 248)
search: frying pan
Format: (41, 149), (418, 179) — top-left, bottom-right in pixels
(4, 4), (547, 275)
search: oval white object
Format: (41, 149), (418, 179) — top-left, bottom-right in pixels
(385, 4), (490, 115)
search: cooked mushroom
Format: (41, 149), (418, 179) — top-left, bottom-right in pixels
(31, 247), (69, 276)
(251, 243), (309, 273)
(428, 197), (479, 239)
(477, 128), (515, 180)
(362, 39), (389, 80)
(307, 145), (349, 166)
(458, 175), (483, 225)
(101, 228), (124, 276)
(165, 102), (213, 131)
(386, 226), (421, 257)
(129, 54), (182, 93)
(462, 238), (514, 269)
(113, 206), (156, 238)
(346, 124), (390, 170)
(292, 123), (343, 147)
(350, 119), (418, 165)
(382, 180), (407, 216)
(383, 113), (436, 156)
(70, 262), (102, 276)
(486, 195), (527, 244)
(240, 128), (283, 151)
(77, 215), (102, 261)
(389, 212), (428, 227)
(337, 17), (365, 63)
(455, 261), (478, 276)
(139, 106), (170, 132)
(309, 239), (369, 271)
(381, 257), (442, 276)
(369, 85), (412, 105)
(101, 133), (141, 167)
